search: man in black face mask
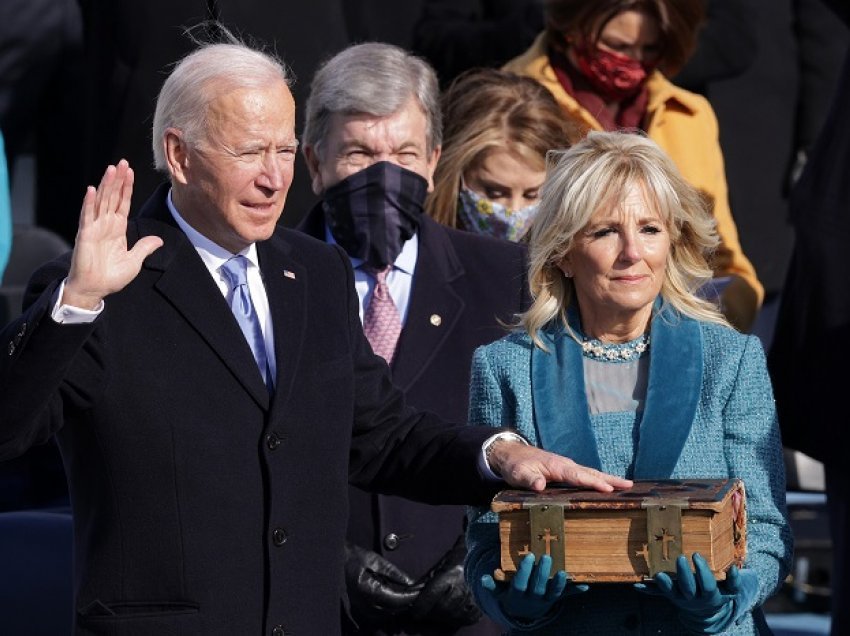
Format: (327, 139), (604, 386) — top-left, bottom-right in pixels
(298, 43), (530, 636)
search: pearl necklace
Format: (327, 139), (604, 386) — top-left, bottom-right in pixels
(581, 333), (650, 363)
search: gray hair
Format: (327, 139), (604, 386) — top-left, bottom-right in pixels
(520, 130), (727, 349)
(152, 41), (290, 171)
(302, 42), (442, 155)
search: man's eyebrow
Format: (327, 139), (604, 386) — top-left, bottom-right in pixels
(338, 140), (372, 152)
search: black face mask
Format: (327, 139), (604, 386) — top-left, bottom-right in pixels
(322, 161), (429, 269)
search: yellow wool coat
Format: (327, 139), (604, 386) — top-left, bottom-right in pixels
(504, 35), (763, 331)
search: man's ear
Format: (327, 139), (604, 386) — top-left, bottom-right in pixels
(425, 145), (441, 192)
(164, 128), (190, 185)
(302, 144), (324, 195)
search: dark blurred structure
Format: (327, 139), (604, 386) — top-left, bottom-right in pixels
(0, 0), (86, 244)
(0, 509), (73, 635)
(412, 0), (544, 87)
(763, 493), (832, 627)
(673, 0), (759, 91)
(344, 0), (423, 49)
(676, 0), (849, 313)
(0, 224), (71, 512)
(769, 1), (850, 633)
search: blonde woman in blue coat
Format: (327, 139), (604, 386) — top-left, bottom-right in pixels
(465, 130), (792, 635)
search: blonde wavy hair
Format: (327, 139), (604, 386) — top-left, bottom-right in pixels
(521, 130), (728, 349)
(426, 68), (573, 228)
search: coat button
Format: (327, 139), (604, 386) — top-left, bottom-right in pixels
(266, 433), (281, 450)
(383, 533), (400, 550)
(271, 625), (285, 636)
(272, 528), (288, 546)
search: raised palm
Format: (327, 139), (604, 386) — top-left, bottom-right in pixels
(63, 160), (163, 309)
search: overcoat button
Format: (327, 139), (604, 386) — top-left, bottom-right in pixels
(429, 314), (441, 326)
(272, 528), (288, 546)
(383, 533), (400, 550)
(271, 625), (285, 636)
(266, 433), (281, 450)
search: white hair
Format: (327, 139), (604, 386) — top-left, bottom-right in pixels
(151, 42), (290, 171)
(302, 42), (441, 156)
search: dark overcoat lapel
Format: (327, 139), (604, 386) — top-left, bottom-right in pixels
(257, 236), (307, 414)
(135, 188), (270, 410)
(390, 217), (465, 392)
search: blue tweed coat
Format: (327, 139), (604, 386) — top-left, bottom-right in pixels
(466, 306), (793, 635)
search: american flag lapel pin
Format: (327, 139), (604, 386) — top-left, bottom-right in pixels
(283, 269), (296, 280)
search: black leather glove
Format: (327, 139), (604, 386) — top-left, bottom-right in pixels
(409, 535), (482, 629)
(344, 541), (422, 626)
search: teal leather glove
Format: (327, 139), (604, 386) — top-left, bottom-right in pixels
(634, 552), (760, 634)
(479, 553), (587, 625)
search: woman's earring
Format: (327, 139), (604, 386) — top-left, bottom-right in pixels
(563, 270), (573, 278)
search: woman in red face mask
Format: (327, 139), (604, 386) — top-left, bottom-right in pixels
(504, 0), (764, 333)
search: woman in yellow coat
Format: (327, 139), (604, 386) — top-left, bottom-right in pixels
(504, 0), (762, 331)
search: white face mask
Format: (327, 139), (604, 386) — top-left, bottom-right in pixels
(457, 186), (539, 242)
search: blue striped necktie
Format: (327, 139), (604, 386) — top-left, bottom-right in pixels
(221, 256), (271, 387)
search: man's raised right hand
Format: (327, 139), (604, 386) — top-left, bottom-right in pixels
(63, 160), (163, 309)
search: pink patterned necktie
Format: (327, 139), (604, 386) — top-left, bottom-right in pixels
(362, 265), (402, 365)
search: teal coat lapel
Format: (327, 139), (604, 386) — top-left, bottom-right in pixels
(530, 303), (703, 478)
(531, 320), (602, 470)
(633, 306), (703, 478)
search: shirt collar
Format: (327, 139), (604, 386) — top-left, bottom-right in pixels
(167, 188), (260, 271)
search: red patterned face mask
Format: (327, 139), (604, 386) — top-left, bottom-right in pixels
(573, 42), (653, 101)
